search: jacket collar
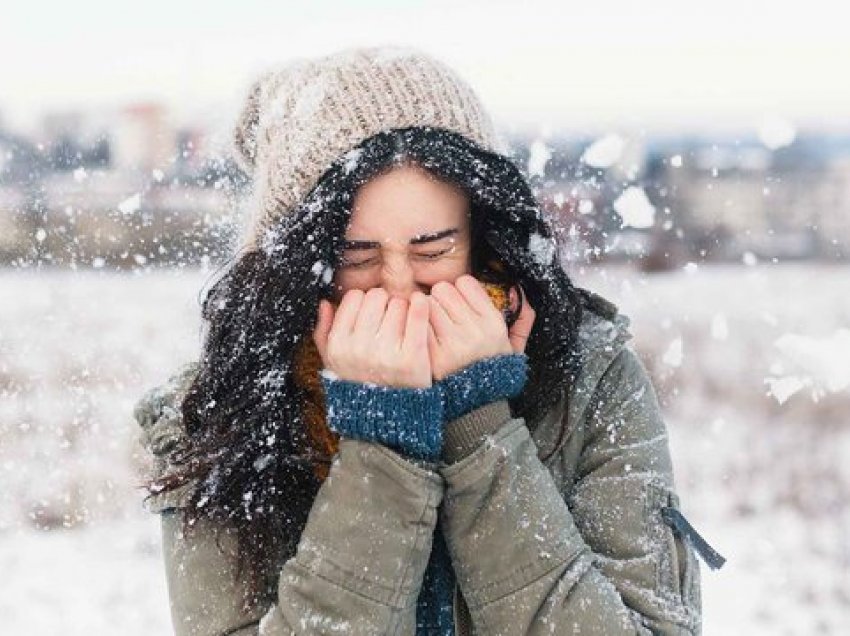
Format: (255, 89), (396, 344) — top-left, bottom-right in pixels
(530, 301), (633, 461)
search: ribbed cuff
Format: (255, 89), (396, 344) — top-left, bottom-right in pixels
(320, 371), (443, 461)
(436, 353), (529, 423)
(442, 399), (514, 463)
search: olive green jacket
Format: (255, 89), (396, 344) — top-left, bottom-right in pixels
(134, 298), (703, 635)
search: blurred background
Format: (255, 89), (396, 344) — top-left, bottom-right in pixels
(0, 1), (848, 633)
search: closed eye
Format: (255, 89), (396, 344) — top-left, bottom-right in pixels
(341, 248), (453, 268)
(340, 256), (379, 269)
(416, 249), (452, 260)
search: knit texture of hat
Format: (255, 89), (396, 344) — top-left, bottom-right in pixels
(231, 45), (506, 251)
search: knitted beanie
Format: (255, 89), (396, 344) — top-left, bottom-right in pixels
(231, 45), (508, 251)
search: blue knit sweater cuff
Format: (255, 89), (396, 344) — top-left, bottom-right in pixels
(436, 353), (529, 423)
(319, 371), (443, 461)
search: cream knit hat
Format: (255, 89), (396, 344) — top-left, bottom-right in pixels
(231, 45), (507, 251)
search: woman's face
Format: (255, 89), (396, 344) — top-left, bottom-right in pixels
(332, 164), (473, 302)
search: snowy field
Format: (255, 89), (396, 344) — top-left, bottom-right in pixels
(0, 261), (848, 634)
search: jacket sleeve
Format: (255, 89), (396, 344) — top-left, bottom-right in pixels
(135, 372), (444, 635)
(437, 346), (702, 635)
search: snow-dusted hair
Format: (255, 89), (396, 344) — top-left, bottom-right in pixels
(146, 126), (586, 611)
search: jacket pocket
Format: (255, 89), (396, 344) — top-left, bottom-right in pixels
(659, 488), (724, 614)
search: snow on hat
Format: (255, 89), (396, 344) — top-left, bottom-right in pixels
(231, 45), (507, 251)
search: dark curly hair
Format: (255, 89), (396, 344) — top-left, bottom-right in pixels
(145, 126), (589, 611)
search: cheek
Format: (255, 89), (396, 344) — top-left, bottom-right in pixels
(331, 269), (375, 298)
(415, 255), (471, 285)
(432, 256), (470, 276)
(447, 246), (473, 276)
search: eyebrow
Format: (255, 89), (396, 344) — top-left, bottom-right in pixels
(342, 227), (459, 250)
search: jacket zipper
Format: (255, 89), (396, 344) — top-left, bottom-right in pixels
(453, 583), (462, 635)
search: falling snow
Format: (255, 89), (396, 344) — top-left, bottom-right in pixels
(757, 115), (797, 150)
(117, 193), (141, 216)
(1, 262), (847, 633)
(764, 329), (850, 402)
(661, 336), (684, 367)
(341, 147), (364, 175)
(581, 133), (626, 168)
(614, 186), (656, 229)
(527, 232), (556, 268)
(710, 314), (729, 341)
(526, 140), (551, 178)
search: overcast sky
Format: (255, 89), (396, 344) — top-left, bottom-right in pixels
(2, 0), (848, 138)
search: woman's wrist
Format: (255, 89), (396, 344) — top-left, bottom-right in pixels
(320, 370), (443, 461)
(319, 353), (528, 462)
(442, 398), (514, 463)
(436, 353), (529, 423)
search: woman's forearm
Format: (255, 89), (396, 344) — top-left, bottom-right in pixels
(259, 437), (443, 634)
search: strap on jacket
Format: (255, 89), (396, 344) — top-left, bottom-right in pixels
(660, 507), (727, 571)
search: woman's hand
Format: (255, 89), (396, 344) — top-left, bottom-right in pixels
(427, 274), (536, 382)
(313, 287), (433, 388)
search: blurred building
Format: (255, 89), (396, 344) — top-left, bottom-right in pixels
(1, 106), (849, 268)
(812, 156), (850, 257)
(109, 103), (173, 173)
(662, 138), (849, 260)
(0, 104), (243, 268)
(0, 185), (27, 256)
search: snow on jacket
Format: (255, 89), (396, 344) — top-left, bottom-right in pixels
(134, 294), (711, 635)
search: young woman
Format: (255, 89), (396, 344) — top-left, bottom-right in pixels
(135, 46), (721, 635)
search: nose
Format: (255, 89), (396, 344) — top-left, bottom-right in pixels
(380, 256), (426, 300)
